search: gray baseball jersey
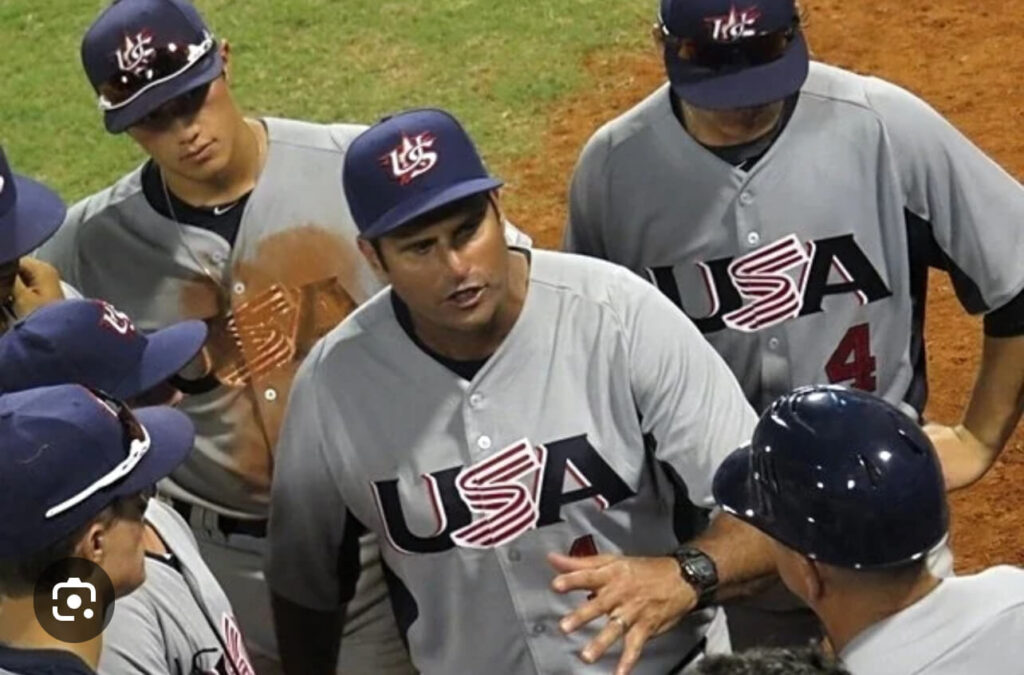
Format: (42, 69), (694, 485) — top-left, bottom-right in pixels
(839, 565), (1024, 674)
(565, 61), (1024, 415)
(101, 499), (254, 675)
(36, 118), (406, 673)
(40, 118), (380, 518)
(267, 248), (757, 674)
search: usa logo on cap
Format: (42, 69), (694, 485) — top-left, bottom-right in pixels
(381, 132), (439, 185)
(706, 5), (763, 41)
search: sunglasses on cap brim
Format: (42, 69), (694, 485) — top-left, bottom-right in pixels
(97, 31), (216, 112)
(658, 17), (800, 70)
(44, 388), (151, 520)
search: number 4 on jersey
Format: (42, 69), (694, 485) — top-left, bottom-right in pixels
(825, 323), (877, 391)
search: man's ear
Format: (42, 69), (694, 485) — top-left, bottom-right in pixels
(219, 40), (232, 82)
(357, 237), (388, 280)
(73, 519), (110, 566)
(650, 22), (665, 51)
(797, 555), (826, 603)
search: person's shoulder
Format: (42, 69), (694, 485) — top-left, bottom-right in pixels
(264, 117), (369, 156)
(305, 287), (398, 369)
(958, 565), (1024, 598)
(531, 249), (655, 312)
(64, 166), (145, 229)
(581, 83), (674, 159)
(802, 61), (931, 122)
(143, 499), (198, 550)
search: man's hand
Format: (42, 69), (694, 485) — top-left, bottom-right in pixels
(549, 552), (695, 675)
(925, 422), (999, 490)
(10, 258), (64, 318)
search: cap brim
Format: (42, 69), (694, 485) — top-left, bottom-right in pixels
(109, 406), (194, 499)
(113, 320), (208, 399)
(0, 175), (66, 263)
(103, 50), (223, 133)
(361, 177), (504, 239)
(667, 33), (809, 110)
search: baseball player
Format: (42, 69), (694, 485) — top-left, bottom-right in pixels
(36, 0), (420, 671)
(564, 0), (1023, 648)
(713, 384), (1024, 674)
(0, 385), (195, 675)
(267, 108), (772, 675)
(0, 298), (254, 674)
(565, 0), (1024, 490)
(0, 146), (74, 333)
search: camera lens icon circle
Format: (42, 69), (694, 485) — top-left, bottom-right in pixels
(34, 558), (115, 643)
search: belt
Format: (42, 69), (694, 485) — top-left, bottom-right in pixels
(171, 499), (268, 539)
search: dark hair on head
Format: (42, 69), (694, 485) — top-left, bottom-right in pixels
(695, 646), (850, 675)
(0, 496), (138, 598)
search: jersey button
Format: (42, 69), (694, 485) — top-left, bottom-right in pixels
(264, 388), (278, 402)
(477, 435), (492, 451)
(211, 251), (227, 265)
(739, 191), (754, 206)
(746, 232), (761, 247)
(469, 393), (484, 408)
(232, 281), (246, 295)
(768, 337), (780, 350)
(532, 623), (546, 636)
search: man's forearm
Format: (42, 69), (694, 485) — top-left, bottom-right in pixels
(963, 334), (1024, 452)
(271, 593), (344, 675)
(687, 512), (776, 602)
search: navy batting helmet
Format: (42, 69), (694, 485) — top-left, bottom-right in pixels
(712, 385), (948, 569)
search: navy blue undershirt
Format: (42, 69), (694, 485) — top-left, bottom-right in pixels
(141, 160), (249, 248)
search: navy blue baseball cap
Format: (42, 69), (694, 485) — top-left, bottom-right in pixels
(0, 385), (194, 557)
(81, 0), (223, 133)
(713, 385), (948, 569)
(343, 109), (503, 239)
(0, 146), (66, 264)
(659, 0), (809, 109)
(0, 299), (207, 399)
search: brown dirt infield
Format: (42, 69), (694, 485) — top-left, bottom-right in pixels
(498, 0), (1024, 573)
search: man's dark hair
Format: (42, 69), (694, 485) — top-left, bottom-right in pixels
(368, 191), (493, 268)
(695, 647), (850, 675)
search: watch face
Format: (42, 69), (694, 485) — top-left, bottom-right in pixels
(689, 557), (715, 579)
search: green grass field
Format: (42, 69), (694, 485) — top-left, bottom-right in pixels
(0, 0), (650, 201)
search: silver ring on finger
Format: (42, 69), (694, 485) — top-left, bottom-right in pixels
(609, 614), (629, 633)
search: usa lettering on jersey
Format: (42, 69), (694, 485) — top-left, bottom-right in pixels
(706, 5), (762, 42)
(648, 233), (892, 335)
(371, 435), (636, 555)
(381, 132), (438, 185)
(220, 613), (256, 675)
(450, 439), (543, 549)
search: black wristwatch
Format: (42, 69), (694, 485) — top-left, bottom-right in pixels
(672, 546), (719, 610)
